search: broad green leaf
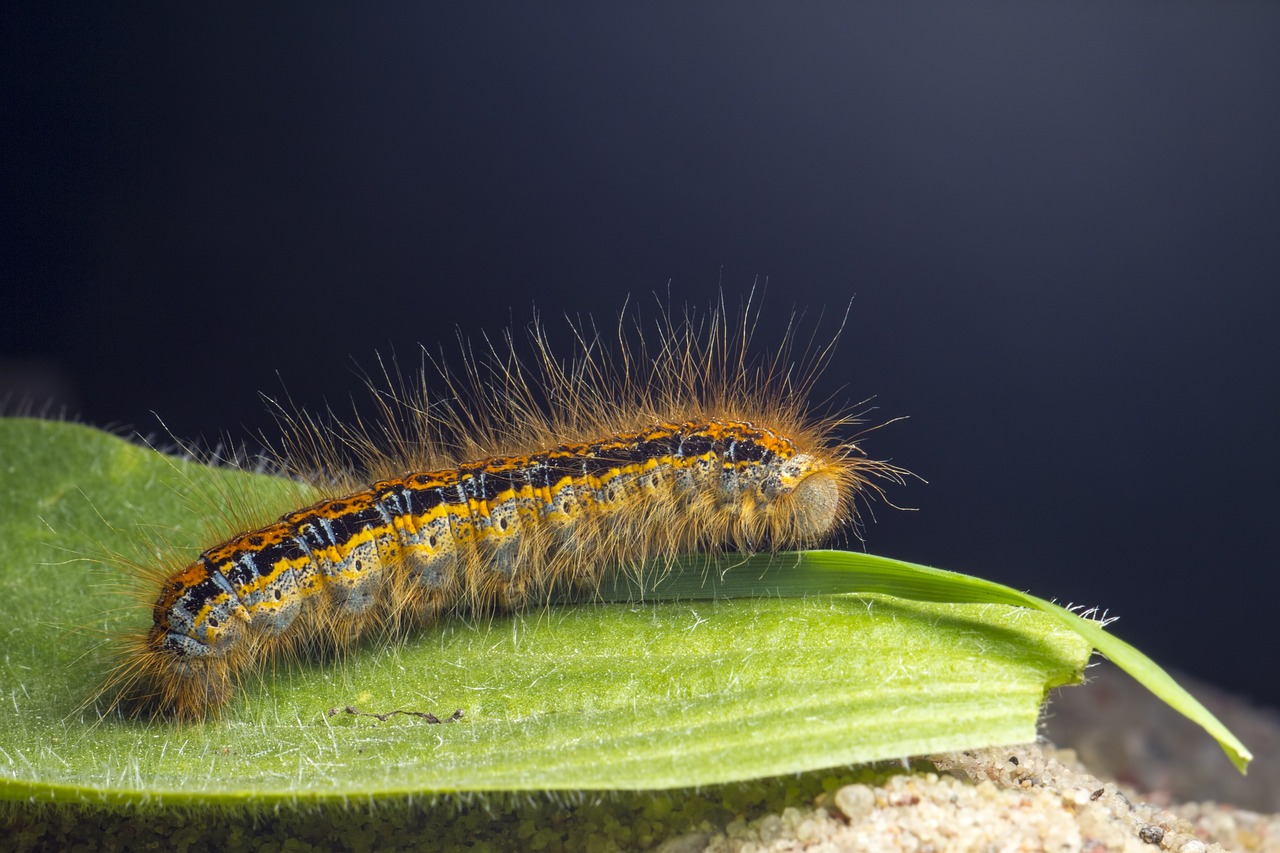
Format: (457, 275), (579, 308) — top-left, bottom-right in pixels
(601, 552), (1252, 774)
(0, 419), (1248, 807)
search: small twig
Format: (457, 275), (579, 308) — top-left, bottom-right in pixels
(326, 706), (465, 724)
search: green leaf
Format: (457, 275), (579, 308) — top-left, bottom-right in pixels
(0, 419), (1248, 806)
(600, 550), (1252, 774)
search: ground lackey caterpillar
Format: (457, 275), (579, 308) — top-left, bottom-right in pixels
(103, 295), (905, 720)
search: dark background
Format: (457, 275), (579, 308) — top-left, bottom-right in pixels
(4, 5), (1279, 710)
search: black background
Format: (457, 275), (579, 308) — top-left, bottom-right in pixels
(5, 5), (1279, 709)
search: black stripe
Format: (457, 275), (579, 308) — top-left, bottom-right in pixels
(677, 432), (714, 458)
(729, 436), (769, 463)
(404, 483), (446, 516)
(544, 452), (584, 484)
(324, 505), (385, 545)
(526, 454), (551, 490)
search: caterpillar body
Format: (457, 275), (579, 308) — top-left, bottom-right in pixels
(105, 297), (904, 720)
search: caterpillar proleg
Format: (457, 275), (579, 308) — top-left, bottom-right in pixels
(103, 295), (906, 720)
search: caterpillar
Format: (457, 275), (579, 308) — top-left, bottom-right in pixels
(102, 295), (906, 721)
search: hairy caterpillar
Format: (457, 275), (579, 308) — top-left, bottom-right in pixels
(103, 295), (905, 721)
